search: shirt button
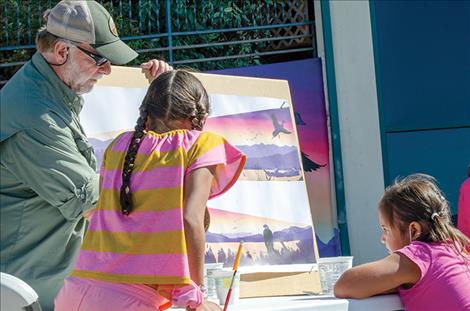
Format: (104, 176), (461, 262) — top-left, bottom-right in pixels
(80, 194), (86, 200)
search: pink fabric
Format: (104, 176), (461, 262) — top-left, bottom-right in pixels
(55, 277), (166, 311)
(171, 282), (204, 309)
(187, 140), (247, 199)
(100, 166), (183, 190)
(75, 251), (190, 277)
(55, 277), (203, 311)
(110, 132), (133, 152)
(396, 241), (470, 311)
(88, 209), (183, 233)
(111, 131), (200, 153)
(458, 177), (470, 238)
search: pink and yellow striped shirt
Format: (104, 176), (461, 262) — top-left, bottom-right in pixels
(72, 129), (245, 286)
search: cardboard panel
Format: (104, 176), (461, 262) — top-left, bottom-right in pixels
(82, 66), (321, 296)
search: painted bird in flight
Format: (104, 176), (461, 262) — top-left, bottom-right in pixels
(271, 114), (292, 138)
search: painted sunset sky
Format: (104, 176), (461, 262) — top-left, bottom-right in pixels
(212, 59), (337, 249)
(204, 107), (297, 147)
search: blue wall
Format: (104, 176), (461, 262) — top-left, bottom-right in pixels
(370, 0), (470, 214)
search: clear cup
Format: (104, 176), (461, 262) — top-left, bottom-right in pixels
(204, 263), (224, 300)
(213, 270), (240, 305)
(317, 256), (353, 295)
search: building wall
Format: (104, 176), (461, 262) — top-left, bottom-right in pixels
(321, 0), (470, 263)
(324, 1), (387, 264)
(370, 0), (470, 213)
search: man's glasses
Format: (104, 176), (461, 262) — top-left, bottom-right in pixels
(75, 45), (109, 66)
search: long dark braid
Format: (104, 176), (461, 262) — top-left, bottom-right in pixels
(119, 70), (210, 216)
(119, 107), (148, 215)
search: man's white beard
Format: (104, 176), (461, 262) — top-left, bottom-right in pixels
(63, 56), (96, 95)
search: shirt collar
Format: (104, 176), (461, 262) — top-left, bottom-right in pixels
(31, 52), (84, 114)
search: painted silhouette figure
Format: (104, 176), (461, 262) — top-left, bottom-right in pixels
(263, 224), (274, 254)
(205, 247), (217, 263)
(217, 248), (227, 264)
(270, 114), (292, 138)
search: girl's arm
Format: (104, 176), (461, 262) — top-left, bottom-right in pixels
(183, 166), (216, 286)
(334, 253), (421, 299)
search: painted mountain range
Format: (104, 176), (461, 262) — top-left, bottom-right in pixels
(237, 144), (300, 170)
(206, 207), (313, 242)
(206, 225), (313, 243)
(89, 137), (301, 171)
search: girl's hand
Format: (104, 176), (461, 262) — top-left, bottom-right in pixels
(186, 299), (222, 311)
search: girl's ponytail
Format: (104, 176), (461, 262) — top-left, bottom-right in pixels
(380, 174), (469, 256)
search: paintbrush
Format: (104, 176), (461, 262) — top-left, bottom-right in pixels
(223, 241), (243, 310)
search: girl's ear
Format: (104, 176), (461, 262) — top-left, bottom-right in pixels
(408, 221), (423, 241)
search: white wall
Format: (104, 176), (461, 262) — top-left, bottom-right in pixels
(326, 1), (387, 264)
(313, 0), (339, 244)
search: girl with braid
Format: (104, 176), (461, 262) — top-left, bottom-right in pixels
(55, 70), (246, 311)
(335, 174), (470, 311)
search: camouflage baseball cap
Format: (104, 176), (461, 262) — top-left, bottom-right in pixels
(47, 0), (138, 65)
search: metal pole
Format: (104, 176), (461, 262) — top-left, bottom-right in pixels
(165, 0), (173, 64)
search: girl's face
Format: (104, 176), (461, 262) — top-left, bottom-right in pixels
(378, 208), (408, 253)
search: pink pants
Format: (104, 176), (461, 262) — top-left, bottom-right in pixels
(55, 277), (167, 311)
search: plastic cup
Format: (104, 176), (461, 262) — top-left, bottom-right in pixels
(213, 270), (240, 305)
(204, 263), (224, 300)
(317, 256), (353, 295)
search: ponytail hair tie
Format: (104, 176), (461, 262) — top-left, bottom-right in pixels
(431, 212), (439, 221)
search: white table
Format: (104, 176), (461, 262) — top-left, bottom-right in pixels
(194, 294), (404, 311)
(347, 295), (403, 311)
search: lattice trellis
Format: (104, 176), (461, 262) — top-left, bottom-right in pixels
(267, 0), (313, 50)
(1, 0), (316, 84)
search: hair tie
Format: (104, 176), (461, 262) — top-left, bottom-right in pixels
(431, 212), (439, 221)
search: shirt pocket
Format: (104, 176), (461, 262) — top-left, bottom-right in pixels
(74, 136), (98, 172)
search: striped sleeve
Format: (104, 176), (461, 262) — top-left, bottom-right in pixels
(186, 131), (246, 199)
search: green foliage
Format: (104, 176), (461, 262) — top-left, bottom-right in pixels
(1, 0), (294, 80)
(109, 0), (274, 70)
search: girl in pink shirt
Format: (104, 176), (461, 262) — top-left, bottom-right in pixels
(457, 166), (470, 237)
(335, 174), (470, 311)
(55, 70), (245, 311)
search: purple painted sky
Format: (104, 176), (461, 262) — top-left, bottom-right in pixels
(210, 59), (329, 164)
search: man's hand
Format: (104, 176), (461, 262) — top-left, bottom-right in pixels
(186, 300), (223, 311)
(141, 59), (172, 82)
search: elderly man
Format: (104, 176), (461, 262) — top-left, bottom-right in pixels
(0, 1), (169, 309)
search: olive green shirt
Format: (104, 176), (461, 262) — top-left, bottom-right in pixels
(0, 52), (99, 311)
